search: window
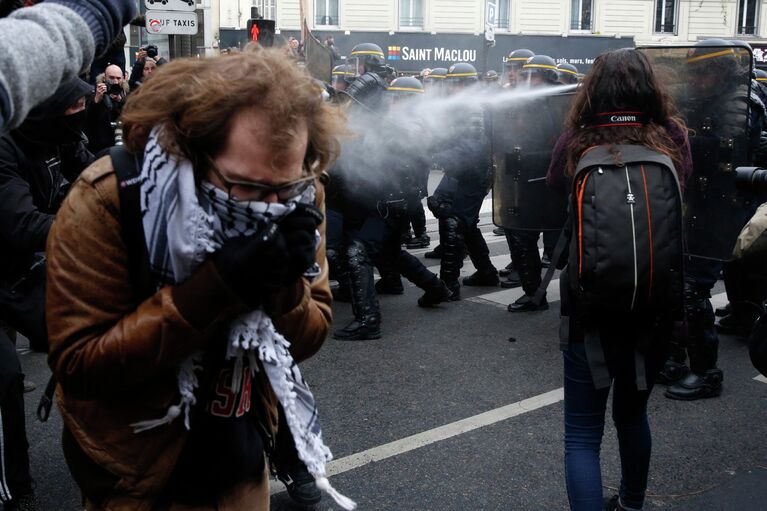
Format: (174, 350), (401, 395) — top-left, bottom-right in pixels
(570, 0), (593, 31)
(654, 0), (676, 34)
(496, 0), (510, 30)
(400, 0), (423, 28)
(254, 0), (275, 20)
(737, 0), (759, 35)
(315, 0), (339, 26)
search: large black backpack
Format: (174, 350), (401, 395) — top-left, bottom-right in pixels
(538, 144), (685, 391)
(569, 144), (684, 317)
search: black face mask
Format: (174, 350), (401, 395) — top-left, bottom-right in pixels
(17, 110), (87, 147)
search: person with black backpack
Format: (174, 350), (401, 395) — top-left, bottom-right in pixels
(546, 49), (692, 511)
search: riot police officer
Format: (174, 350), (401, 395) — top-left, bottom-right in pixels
(663, 40), (765, 399)
(331, 64), (355, 92)
(556, 62), (580, 85)
(428, 62), (499, 299)
(423, 67), (448, 96)
(333, 76), (452, 341)
(506, 55), (562, 312)
(502, 48), (535, 88)
(341, 43), (390, 109)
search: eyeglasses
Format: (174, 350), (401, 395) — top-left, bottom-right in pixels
(207, 158), (315, 202)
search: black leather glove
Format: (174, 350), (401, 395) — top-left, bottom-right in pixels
(278, 203), (324, 277)
(213, 222), (293, 302)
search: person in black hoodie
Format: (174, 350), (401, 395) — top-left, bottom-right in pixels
(0, 76), (93, 354)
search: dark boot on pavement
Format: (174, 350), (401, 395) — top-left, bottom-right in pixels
(656, 359), (690, 385)
(442, 279), (461, 301)
(498, 261), (514, 277)
(715, 302), (731, 317)
(716, 301), (762, 337)
(603, 495), (629, 511)
(276, 463), (322, 507)
(541, 253), (552, 269)
(492, 226), (505, 236)
(664, 369), (723, 400)
(500, 270), (522, 288)
(424, 244), (442, 259)
(418, 279), (453, 307)
(462, 268), (499, 287)
(405, 233), (430, 249)
(375, 275), (404, 295)
(507, 294), (548, 312)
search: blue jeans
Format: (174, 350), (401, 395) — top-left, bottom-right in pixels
(564, 342), (657, 511)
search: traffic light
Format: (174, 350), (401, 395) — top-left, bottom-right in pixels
(246, 19), (275, 47)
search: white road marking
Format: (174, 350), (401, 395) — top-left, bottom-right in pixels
(754, 374), (767, 384)
(270, 387), (564, 495)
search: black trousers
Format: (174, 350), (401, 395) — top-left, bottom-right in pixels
(0, 329), (32, 503)
(0, 264), (48, 353)
(507, 229), (542, 296)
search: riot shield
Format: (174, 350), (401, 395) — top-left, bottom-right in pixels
(303, 22), (334, 84)
(492, 88), (574, 231)
(639, 44), (753, 261)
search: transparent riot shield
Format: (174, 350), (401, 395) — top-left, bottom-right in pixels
(491, 88), (574, 231)
(639, 44), (754, 261)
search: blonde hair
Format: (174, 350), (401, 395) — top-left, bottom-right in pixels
(121, 46), (344, 176)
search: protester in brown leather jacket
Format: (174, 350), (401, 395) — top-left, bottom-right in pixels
(46, 48), (344, 511)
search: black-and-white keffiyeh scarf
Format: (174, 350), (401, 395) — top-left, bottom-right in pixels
(129, 128), (355, 510)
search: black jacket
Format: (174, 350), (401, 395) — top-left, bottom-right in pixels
(85, 93), (125, 155)
(0, 133), (91, 281)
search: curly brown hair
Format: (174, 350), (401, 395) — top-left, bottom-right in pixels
(564, 48), (686, 175)
(121, 45), (344, 177)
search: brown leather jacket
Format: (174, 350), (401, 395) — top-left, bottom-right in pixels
(46, 156), (332, 510)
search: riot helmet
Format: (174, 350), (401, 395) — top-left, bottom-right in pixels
(556, 62), (580, 84)
(331, 64), (355, 91)
(347, 42), (386, 77)
(754, 68), (767, 83)
(483, 70), (500, 86)
(386, 76), (424, 107)
(423, 67), (447, 94)
(445, 62), (478, 92)
(686, 39), (743, 98)
(503, 49), (535, 87)
(520, 55), (559, 86)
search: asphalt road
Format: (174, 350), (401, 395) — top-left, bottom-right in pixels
(15, 178), (767, 510)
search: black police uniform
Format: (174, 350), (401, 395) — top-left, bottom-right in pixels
(430, 101), (498, 299)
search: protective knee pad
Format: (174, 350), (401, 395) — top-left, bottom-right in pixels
(346, 240), (371, 269)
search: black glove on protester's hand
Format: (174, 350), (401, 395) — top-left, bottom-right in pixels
(278, 203), (324, 277)
(213, 221), (293, 303)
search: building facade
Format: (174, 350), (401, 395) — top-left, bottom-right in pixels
(216, 0), (767, 44)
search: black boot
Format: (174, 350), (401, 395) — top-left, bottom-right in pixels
(424, 244), (442, 259)
(715, 303), (731, 317)
(603, 495), (628, 511)
(656, 359), (690, 385)
(333, 241), (381, 341)
(462, 268), (499, 287)
(500, 270), (522, 288)
(541, 253), (552, 269)
(664, 369), (723, 400)
(276, 463), (322, 507)
(443, 279), (461, 301)
(498, 261), (514, 277)
(507, 294), (548, 312)
(405, 233), (430, 249)
(716, 301), (762, 337)
(492, 226), (505, 236)
(375, 274), (404, 295)
(418, 278), (453, 307)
